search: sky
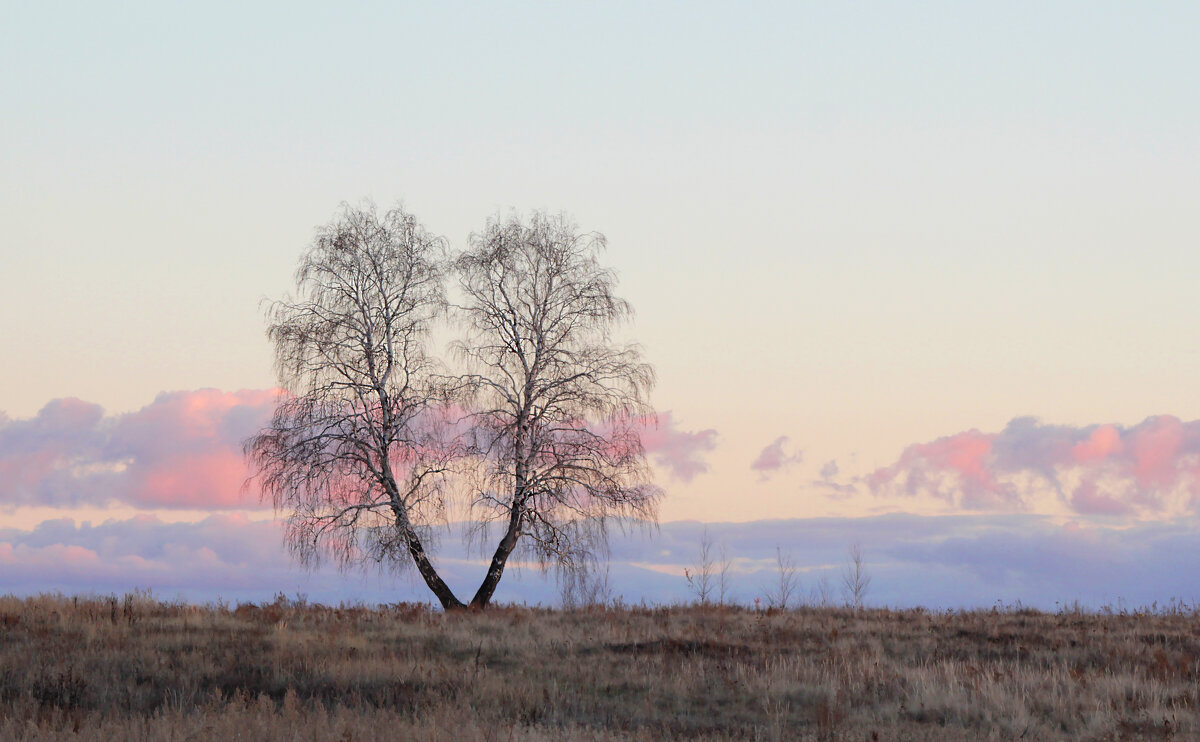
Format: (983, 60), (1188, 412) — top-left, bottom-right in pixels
(3, 2), (1200, 608)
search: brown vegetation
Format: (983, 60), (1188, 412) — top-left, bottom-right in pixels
(1, 592), (1197, 740)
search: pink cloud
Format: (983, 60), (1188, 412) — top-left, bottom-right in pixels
(0, 390), (276, 509)
(1, 393), (719, 509)
(869, 428), (1013, 509)
(869, 415), (1200, 516)
(107, 389), (278, 508)
(129, 450), (254, 508)
(917, 431), (996, 494)
(639, 412), (718, 483)
(1127, 416), (1185, 490)
(750, 436), (803, 479)
(1072, 424), (1123, 463)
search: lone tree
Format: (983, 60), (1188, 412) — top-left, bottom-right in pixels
(247, 204), (660, 610)
(453, 211), (661, 608)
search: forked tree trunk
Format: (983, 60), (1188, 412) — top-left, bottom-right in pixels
(407, 536), (466, 611)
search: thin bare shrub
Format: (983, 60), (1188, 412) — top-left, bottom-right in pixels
(841, 541), (871, 609)
(684, 528), (716, 604)
(766, 546), (801, 610)
(810, 573), (835, 607)
(717, 543), (734, 604)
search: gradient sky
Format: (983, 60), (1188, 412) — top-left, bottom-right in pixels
(3, 2), (1200, 606)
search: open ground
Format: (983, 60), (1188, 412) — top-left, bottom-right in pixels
(1, 593), (1197, 740)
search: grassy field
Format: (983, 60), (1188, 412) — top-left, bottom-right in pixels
(0, 593), (1197, 740)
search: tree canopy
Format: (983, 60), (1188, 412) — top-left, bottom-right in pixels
(246, 203), (660, 609)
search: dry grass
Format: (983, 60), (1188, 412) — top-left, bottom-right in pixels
(1, 592), (1197, 740)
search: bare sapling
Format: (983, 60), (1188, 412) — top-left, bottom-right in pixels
(717, 543), (734, 605)
(767, 546), (801, 610)
(811, 573), (835, 607)
(684, 528), (716, 604)
(842, 541), (871, 609)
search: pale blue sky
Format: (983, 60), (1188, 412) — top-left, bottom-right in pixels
(3, 2), (1200, 521)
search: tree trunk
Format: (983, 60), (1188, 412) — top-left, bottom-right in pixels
(382, 466), (465, 611)
(470, 411), (529, 609)
(469, 504), (522, 608)
(407, 536), (466, 610)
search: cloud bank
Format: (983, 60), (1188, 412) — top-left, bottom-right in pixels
(2, 514), (1198, 610)
(869, 416), (1200, 517)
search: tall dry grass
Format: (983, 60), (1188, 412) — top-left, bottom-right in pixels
(1, 592), (1196, 740)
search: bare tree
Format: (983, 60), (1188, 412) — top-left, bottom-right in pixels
(717, 543), (734, 605)
(247, 205), (660, 611)
(245, 203), (468, 610)
(685, 527), (716, 604)
(842, 541), (872, 609)
(452, 211), (661, 609)
(766, 546), (800, 610)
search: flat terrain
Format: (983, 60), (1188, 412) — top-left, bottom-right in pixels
(1, 594), (1197, 740)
